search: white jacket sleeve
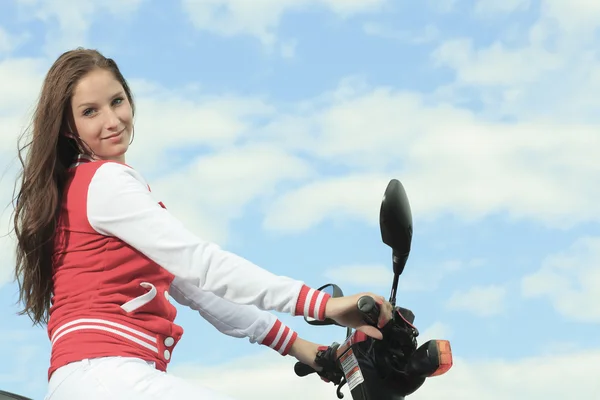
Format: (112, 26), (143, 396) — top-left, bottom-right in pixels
(169, 277), (298, 355)
(86, 161), (329, 319)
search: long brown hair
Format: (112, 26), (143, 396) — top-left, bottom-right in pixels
(13, 48), (135, 326)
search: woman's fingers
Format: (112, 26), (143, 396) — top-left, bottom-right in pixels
(365, 293), (393, 328)
(356, 324), (383, 340)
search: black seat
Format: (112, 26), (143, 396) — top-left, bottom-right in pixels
(0, 390), (33, 400)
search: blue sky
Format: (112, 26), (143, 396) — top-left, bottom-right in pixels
(0, 0), (599, 399)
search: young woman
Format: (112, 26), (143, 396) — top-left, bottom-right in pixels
(12, 48), (392, 399)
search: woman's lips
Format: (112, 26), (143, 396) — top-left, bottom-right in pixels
(104, 129), (124, 140)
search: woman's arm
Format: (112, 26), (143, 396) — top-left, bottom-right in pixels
(86, 161), (330, 319)
(171, 278), (324, 369)
(169, 276), (298, 355)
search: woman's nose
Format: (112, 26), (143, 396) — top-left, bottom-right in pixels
(105, 108), (121, 130)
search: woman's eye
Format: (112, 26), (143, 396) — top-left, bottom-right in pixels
(113, 97), (124, 105)
(83, 108), (94, 117)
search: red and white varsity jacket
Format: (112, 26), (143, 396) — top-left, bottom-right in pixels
(47, 155), (330, 379)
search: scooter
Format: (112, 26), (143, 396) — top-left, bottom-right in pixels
(294, 179), (453, 399)
(0, 390), (31, 400)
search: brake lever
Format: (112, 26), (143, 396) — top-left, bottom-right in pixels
(315, 343), (344, 385)
(293, 343), (344, 386)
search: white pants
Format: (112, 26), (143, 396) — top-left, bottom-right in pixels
(45, 357), (236, 400)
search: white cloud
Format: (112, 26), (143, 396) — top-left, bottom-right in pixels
(170, 347), (600, 399)
(398, 259), (485, 292)
(363, 22), (439, 44)
(0, 56), (46, 290)
(0, 5), (599, 398)
(258, 81), (600, 233)
(171, 352), (352, 399)
(0, 330), (49, 396)
(15, 0), (147, 55)
(0, 26), (29, 56)
(0, 53), (30, 287)
(0, 52), (302, 269)
(0, 54), (280, 284)
(0, 57), (46, 153)
(148, 143), (315, 244)
(0, 344), (38, 383)
(322, 259), (484, 293)
(263, 174), (390, 232)
(0, 142), (24, 290)
(413, 349), (600, 399)
(323, 264), (393, 288)
(446, 284), (507, 317)
(2, 2), (599, 281)
(521, 236), (600, 323)
(417, 321), (452, 343)
(468, 0), (600, 34)
(0, 27), (13, 55)
(126, 81), (275, 174)
(0, 203), (17, 289)
(320, 0), (389, 16)
(540, 0), (600, 34)
(427, 0), (458, 13)
(433, 0), (600, 122)
(2, 52), (599, 255)
(181, 0), (389, 48)
(473, 0), (531, 16)
(432, 38), (564, 86)
(279, 39), (297, 59)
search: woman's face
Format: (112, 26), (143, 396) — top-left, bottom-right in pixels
(69, 68), (133, 163)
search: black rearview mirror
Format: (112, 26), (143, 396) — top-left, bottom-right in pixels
(380, 179), (413, 276)
(319, 283), (344, 299)
(305, 284), (352, 338)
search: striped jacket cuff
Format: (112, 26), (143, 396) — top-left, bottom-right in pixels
(260, 320), (298, 356)
(294, 285), (331, 321)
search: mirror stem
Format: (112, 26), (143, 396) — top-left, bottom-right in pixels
(389, 250), (408, 307)
(392, 251), (408, 276)
(389, 273), (399, 306)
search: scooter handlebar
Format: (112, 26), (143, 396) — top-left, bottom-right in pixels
(294, 361), (317, 377)
(294, 296), (381, 382)
(357, 295), (380, 326)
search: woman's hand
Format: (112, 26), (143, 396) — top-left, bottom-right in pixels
(288, 337), (324, 371)
(324, 293), (393, 340)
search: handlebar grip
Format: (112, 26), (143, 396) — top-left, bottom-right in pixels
(357, 295), (380, 326)
(294, 362), (317, 377)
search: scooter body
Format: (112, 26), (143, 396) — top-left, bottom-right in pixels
(0, 390), (33, 400)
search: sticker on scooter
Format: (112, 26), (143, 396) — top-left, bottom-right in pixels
(339, 348), (364, 391)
